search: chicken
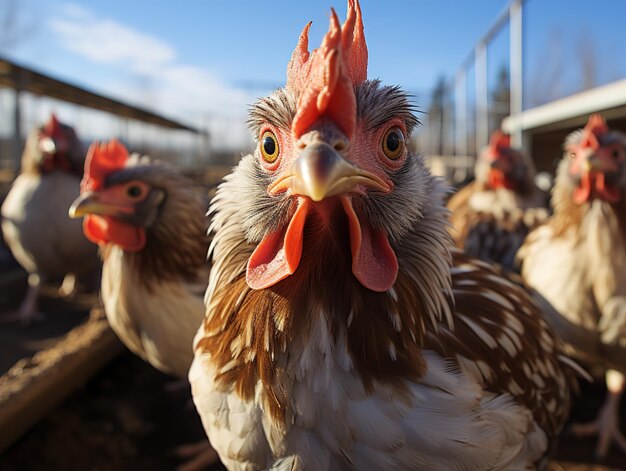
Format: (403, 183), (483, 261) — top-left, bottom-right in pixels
(1, 114), (99, 323)
(189, 2), (578, 469)
(447, 131), (547, 271)
(69, 140), (208, 376)
(68, 140), (217, 469)
(519, 114), (626, 458)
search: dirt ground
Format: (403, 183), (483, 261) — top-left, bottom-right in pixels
(0, 293), (95, 374)
(550, 378), (626, 470)
(0, 352), (225, 471)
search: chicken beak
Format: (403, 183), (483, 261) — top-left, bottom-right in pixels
(39, 137), (56, 155)
(69, 192), (134, 219)
(269, 143), (391, 200)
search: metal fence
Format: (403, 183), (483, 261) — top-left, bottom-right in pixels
(0, 90), (214, 174)
(417, 0), (626, 183)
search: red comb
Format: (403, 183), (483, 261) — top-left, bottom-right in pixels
(288, 0), (368, 139)
(489, 130), (511, 154)
(82, 139), (129, 192)
(43, 113), (61, 137)
(580, 114), (609, 150)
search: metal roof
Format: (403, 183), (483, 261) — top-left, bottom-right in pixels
(0, 56), (201, 134)
(503, 78), (626, 134)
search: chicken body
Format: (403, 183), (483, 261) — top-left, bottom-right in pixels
(100, 244), (207, 377)
(522, 202), (626, 371)
(520, 114), (626, 456)
(192, 184), (571, 469)
(190, 3), (576, 470)
(70, 141), (208, 378)
(1, 116), (99, 321)
(448, 132), (547, 271)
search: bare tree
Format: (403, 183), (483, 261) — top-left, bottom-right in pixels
(428, 76), (449, 155)
(527, 30), (563, 107)
(490, 65), (510, 133)
(577, 34), (597, 92)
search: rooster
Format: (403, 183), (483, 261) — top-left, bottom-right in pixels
(447, 131), (547, 271)
(68, 140), (217, 470)
(519, 114), (626, 458)
(189, 2), (578, 469)
(1, 114), (99, 323)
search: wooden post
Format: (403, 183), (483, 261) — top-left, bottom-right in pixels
(510, 0), (524, 149)
(11, 68), (23, 173)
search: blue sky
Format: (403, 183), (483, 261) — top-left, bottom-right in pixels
(2, 0), (625, 148)
(2, 1), (509, 114)
(5, 0), (515, 91)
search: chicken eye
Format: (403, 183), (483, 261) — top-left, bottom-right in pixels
(382, 127), (405, 160)
(611, 148), (623, 161)
(127, 185), (143, 198)
(260, 131), (279, 163)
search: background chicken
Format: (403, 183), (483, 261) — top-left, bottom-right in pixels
(190, 2), (578, 469)
(1, 114), (100, 323)
(447, 130), (547, 271)
(519, 114), (626, 458)
(69, 140), (216, 470)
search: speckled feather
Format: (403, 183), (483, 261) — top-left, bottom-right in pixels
(447, 145), (547, 272)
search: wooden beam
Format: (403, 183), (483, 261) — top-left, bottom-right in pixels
(0, 56), (201, 134)
(0, 309), (124, 452)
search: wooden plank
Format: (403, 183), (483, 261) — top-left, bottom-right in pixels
(0, 57), (200, 134)
(0, 309), (124, 452)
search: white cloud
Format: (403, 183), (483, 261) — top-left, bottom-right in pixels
(49, 5), (176, 73)
(48, 3), (255, 150)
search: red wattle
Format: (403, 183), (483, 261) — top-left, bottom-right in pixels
(84, 215), (146, 252)
(573, 172), (592, 204)
(246, 196), (398, 292)
(595, 172), (621, 203)
(246, 199), (310, 289)
(342, 196), (398, 292)
(573, 172), (621, 204)
(487, 169), (516, 190)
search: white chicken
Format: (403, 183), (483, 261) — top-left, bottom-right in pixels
(1, 114), (99, 323)
(520, 114), (626, 458)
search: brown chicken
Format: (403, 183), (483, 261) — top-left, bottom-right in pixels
(520, 114), (626, 458)
(69, 140), (216, 469)
(1, 114), (99, 323)
(189, 2), (579, 469)
(69, 140), (208, 376)
(448, 131), (547, 271)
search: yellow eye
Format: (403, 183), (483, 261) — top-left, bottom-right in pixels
(260, 131), (279, 163)
(382, 127), (405, 160)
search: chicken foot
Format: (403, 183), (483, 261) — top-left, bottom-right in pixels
(173, 440), (219, 471)
(0, 273), (45, 325)
(571, 369), (626, 458)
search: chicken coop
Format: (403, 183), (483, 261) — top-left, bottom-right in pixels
(418, 0), (626, 185)
(0, 56), (212, 187)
